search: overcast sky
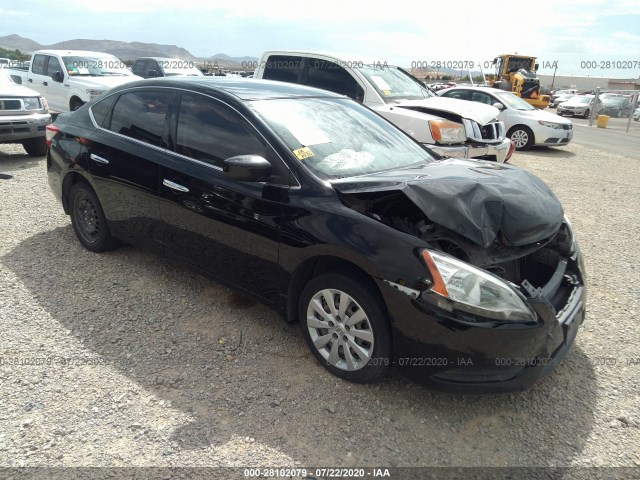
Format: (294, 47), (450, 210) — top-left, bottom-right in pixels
(2, 0), (639, 77)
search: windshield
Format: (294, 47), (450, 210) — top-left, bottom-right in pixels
(357, 65), (434, 103)
(63, 56), (133, 76)
(495, 91), (535, 110)
(572, 97), (591, 104)
(247, 97), (434, 180)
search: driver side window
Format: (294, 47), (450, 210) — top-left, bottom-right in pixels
(45, 57), (63, 79)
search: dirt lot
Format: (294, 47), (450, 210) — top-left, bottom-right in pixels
(0, 142), (639, 475)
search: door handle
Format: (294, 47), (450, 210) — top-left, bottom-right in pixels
(28, 78), (33, 83)
(43, 81), (48, 86)
(163, 179), (189, 193)
(90, 153), (109, 165)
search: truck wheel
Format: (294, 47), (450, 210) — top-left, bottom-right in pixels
(70, 98), (85, 111)
(507, 126), (534, 151)
(22, 137), (48, 157)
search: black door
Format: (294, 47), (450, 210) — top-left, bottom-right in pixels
(87, 89), (174, 247)
(158, 93), (291, 301)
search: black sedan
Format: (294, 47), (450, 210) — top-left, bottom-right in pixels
(46, 78), (586, 392)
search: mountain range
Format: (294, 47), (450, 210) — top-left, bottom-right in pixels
(0, 34), (258, 67)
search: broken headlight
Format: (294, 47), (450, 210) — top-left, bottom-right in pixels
(421, 249), (535, 322)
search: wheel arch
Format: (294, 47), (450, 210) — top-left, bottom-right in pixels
(61, 171), (94, 214)
(285, 255), (388, 324)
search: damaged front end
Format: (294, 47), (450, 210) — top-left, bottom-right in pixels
(334, 159), (586, 389)
(340, 185), (582, 320)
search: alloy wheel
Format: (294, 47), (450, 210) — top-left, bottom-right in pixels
(306, 288), (374, 371)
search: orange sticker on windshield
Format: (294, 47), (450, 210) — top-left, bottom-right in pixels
(293, 147), (314, 160)
(382, 89), (392, 95)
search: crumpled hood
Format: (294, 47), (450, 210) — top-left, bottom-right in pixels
(393, 96), (500, 124)
(332, 159), (564, 247)
(71, 75), (141, 90)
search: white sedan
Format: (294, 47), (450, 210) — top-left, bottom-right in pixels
(438, 86), (573, 150)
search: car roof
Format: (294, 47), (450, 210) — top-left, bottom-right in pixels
(261, 50), (394, 66)
(35, 50), (118, 57)
(115, 77), (345, 101)
(135, 57), (186, 62)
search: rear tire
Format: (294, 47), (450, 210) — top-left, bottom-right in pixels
(22, 137), (48, 157)
(299, 273), (391, 383)
(69, 182), (120, 252)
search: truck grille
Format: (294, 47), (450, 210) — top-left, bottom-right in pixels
(463, 119), (505, 143)
(0, 99), (22, 111)
(0, 120), (30, 134)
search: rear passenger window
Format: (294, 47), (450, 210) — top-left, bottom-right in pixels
(90, 94), (118, 128)
(306, 60), (362, 99)
(176, 94), (269, 169)
(263, 55), (305, 83)
(108, 91), (172, 147)
(32, 55), (47, 75)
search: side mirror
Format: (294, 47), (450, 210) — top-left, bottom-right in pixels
(493, 102), (504, 110)
(52, 71), (64, 83)
(534, 63), (539, 71)
(147, 69), (158, 78)
(223, 155), (271, 182)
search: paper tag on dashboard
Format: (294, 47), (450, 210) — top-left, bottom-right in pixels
(293, 147), (315, 160)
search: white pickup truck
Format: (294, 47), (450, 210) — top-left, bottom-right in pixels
(6, 50), (141, 113)
(254, 51), (514, 162)
(0, 70), (51, 156)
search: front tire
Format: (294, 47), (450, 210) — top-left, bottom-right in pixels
(583, 109), (590, 119)
(508, 125), (534, 151)
(299, 273), (391, 383)
(69, 182), (120, 252)
(70, 98), (85, 111)
(22, 137), (48, 157)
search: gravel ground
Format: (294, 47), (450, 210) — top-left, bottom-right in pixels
(0, 141), (639, 475)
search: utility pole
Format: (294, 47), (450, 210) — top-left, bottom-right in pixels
(550, 63), (558, 91)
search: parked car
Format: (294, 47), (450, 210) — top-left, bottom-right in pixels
(46, 78), (586, 392)
(253, 51), (513, 162)
(549, 89), (577, 104)
(634, 107), (640, 121)
(438, 86), (573, 150)
(132, 57), (204, 78)
(557, 95), (603, 118)
(0, 70), (51, 156)
(600, 95), (634, 118)
(549, 93), (575, 108)
(5, 50), (140, 112)
(0, 58), (10, 68)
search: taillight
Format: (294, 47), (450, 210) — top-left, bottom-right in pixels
(45, 124), (59, 147)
